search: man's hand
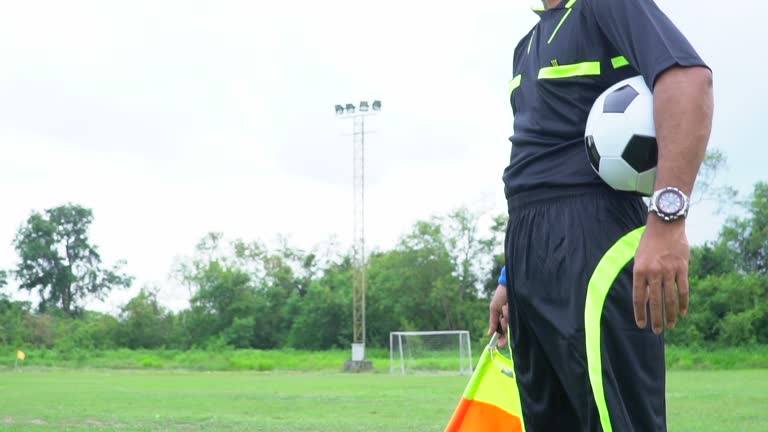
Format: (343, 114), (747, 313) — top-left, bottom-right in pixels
(488, 284), (509, 347)
(633, 217), (690, 334)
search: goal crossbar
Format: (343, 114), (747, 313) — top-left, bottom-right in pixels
(390, 331), (468, 336)
(389, 330), (473, 375)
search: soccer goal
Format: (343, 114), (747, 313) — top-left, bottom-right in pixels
(389, 330), (473, 375)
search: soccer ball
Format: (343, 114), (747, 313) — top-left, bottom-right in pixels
(584, 76), (657, 196)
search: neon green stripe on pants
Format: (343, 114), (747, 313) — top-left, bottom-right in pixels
(538, 62), (601, 79)
(584, 226), (645, 432)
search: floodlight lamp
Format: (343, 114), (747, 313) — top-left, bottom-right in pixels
(360, 101), (370, 112)
(335, 105), (344, 116)
(372, 100), (382, 111)
(345, 103), (356, 113)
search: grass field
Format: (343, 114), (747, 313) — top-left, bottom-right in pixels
(7, 345), (768, 371)
(0, 369), (766, 431)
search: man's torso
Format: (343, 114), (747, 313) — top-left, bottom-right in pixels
(503, 0), (641, 198)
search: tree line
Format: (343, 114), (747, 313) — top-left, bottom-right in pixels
(0, 204), (502, 351)
(1, 176), (766, 352)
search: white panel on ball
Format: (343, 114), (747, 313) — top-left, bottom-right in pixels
(637, 169), (657, 197)
(591, 114), (638, 157)
(622, 82), (655, 137)
(599, 157), (638, 192)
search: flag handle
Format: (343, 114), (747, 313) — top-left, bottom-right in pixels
(487, 330), (515, 378)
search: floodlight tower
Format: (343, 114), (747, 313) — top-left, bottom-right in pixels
(335, 100), (381, 371)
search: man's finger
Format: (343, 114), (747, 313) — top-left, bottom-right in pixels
(678, 268), (690, 317)
(488, 316), (499, 336)
(497, 315), (507, 347)
(488, 306), (500, 337)
(633, 269), (648, 328)
(492, 304), (509, 347)
(648, 275), (664, 335)
(663, 271), (677, 329)
(502, 304), (509, 333)
(488, 284), (508, 337)
(499, 333), (508, 348)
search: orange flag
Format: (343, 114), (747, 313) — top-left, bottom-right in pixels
(445, 334), (525, 432)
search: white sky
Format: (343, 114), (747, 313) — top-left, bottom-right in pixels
(0, 0), (764, 313)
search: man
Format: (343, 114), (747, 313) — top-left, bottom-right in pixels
(487, 0), (713, 431)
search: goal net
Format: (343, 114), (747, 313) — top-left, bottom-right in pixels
(389, 330), (473, 375)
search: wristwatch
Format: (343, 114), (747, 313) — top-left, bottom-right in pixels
(648, 187), (689, 222)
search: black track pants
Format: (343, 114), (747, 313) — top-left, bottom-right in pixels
(505, 186), (666, 432)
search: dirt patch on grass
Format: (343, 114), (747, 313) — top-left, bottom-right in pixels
(174, 423), (203, 430)
(0, 417), (135, 429)
(0, 418), (48, 425)
(82, 419), (129, 428)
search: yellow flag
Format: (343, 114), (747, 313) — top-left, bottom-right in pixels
(445, 333), (525, 432)
(16, 350), (25, 361)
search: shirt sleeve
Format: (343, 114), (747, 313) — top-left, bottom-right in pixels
(585, 0), (709, 88)
(498, 266), (508, 287)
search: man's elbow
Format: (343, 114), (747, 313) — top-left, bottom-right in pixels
(686, 66), (713, 92)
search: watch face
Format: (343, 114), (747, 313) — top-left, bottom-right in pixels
(657, 190), (684, 215)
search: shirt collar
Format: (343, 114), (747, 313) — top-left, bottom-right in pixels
(532, 0), (573, 16)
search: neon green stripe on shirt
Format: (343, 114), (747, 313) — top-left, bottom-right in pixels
(547, 8), (574, 44)
(509, 75), (522, 95)
(538, 61), (601, 79)
(611, 56), (630, 69)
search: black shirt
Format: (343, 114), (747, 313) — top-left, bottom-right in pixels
(503, 0), (708, 199)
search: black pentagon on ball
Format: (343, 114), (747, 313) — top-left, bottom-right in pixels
(603, 84), (639, 113)
(622, 135), (658, 172)
(585, 135), (601, 170)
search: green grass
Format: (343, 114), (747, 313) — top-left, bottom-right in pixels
(0, 369), (766, 431)
(665, 345), (768, 369)
(3, 347), (477, 373)
(4, 348), (370, 372)
(6, 345), (768, 372)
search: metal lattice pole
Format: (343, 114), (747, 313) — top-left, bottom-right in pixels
(352, 115), (366, 347)
(334, 101), (380, 366)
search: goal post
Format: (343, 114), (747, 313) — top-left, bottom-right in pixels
(389, 330), (473, 375)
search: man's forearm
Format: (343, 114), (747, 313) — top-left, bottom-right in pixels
(634, 66), (713, 331)
(653, 66), (714, 197)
